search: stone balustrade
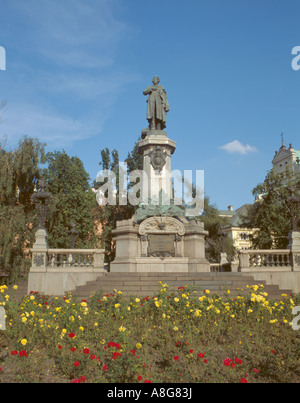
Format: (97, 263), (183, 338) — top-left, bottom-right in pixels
(238, 249), (292, 271)
(47, 249), (104, 269)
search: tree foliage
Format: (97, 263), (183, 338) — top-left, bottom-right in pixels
(95, 140), (143, 264)
(199, 197), (236, 262)
(241, 169), (300, 249)
(0, 136), (45, 282)
(42, 150), (99, 249)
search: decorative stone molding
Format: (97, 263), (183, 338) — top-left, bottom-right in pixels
(138, 216), (185, 236)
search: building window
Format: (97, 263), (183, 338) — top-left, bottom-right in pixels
(240, 232), (248, 241)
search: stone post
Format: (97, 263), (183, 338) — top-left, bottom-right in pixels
(288, 231), (300, 271)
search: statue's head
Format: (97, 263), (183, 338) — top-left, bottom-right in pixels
(152, 76), (160, 84)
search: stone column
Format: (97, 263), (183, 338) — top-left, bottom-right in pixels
(138, 131), (176, 206)
(31, 229), (49, 272)
(184, 220), (210, 272)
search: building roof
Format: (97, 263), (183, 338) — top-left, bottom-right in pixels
(219, 204), (252, 228)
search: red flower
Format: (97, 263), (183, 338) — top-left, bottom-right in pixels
(70, 347), (76, 352)
(137, 375), (142, 381)
(130, 349), (136, 355)
(204, 359), (208, 364)
(11, 350), (18, 356)
(223, 358), (232, 367)
(230, 362), (236, 368)
(144, 379), (152, 383)
(58, 345), (63, 350)
(69, 332), (75, 338)
(107, 341), (121, 349)
(189, 349), (194, 354)
(83, 348), (90, 354)
(253, 368), (259, 374)
(175, 341), (181, 347)
(19, 350), (27, 357)
(112, 352), (121, 360)
(73, 361), (80, 367)
(103, 364), (108, 371)
(235, 358), (242, 365)
(240, 377), (248, 383)
(271, 350), (275, 354)
(173, 356), (179, 361)
(90, 354), (96, 360)
(80, 375), (87, 383)
(71, 378), (81, 383)
(198, 353), (205, 358)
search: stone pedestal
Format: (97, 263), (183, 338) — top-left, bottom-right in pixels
(110, 126), (209, 273)
(110, 216), (210, 273)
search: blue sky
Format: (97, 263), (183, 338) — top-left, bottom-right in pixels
(0, 0), (300, 210)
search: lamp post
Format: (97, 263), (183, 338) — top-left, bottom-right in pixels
(68, 222), (79, 249)
(286, 184), (300, 253)
(32, 180), (52, 230)
(31, 180), (52, 270)
(217, 227), (229, 271)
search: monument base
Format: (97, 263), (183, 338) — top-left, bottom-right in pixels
(110, 216), (210, 273)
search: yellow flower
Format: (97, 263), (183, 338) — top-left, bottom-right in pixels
(136, 343), (142, 349)
(79, 326), (84, 331)
(65, 299), (70, 304)
(135, 298), (140, 303)
(81, 301), (87, 307)
(20, 339), (27, 346)
(13, 285), (18, 290)
(205, 289), (210, 294)
(173, 326), (179, 331)
(114, 303), (121, 308)
(29, 295), (35, 300)
(119, 325), (126, 332)
(22, 317), (27, 323)
(174, 297), (179, 302)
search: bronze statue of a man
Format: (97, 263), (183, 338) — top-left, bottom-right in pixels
(143, 76), (169, 130)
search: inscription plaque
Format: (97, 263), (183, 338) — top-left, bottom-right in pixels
(148, 234), (175, 257)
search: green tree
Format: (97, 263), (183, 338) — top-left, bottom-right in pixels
(0, 136), (45, 282)
(199, 197), (236, 262)
(241, 169), (299, 249)
(95, 140), (143, 264)
(42, 150), (98, 249)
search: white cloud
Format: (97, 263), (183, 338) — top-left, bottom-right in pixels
(219, 140), (257, 154)
(0, 103), (104, 148)
(10, 0), (132, 68)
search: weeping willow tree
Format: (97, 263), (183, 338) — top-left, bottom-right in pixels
(0, 136), (45, 282)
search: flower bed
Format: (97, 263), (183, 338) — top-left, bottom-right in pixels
(0, 283), (299, 383)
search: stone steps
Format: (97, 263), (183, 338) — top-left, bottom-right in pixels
(72, 272), (292, 300)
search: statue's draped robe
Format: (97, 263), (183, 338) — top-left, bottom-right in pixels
(143, 85), (169, 127)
